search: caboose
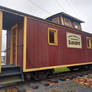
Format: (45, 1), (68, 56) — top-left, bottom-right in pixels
(0, 6), (92, 85)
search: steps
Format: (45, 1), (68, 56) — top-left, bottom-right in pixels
(0, 65), (24, 87)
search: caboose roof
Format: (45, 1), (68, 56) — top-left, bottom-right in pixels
(0, 6), (84, 23)
(46, 12), (84, 23)
(1, 5), (91, 35)
(0, 6), (41, 19)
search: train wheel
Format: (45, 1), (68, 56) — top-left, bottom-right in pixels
(33, 71), (49, 80)
(24, 73), (32, 81)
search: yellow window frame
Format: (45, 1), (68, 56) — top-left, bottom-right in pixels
(61, 16), (64, 25)
(48, 28), (58, 46)
(86, 37), (92, 49)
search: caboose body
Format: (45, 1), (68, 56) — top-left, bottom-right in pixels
(0, 6), (92, 84)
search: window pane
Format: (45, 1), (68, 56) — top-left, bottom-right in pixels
(74, 23), (80, 29)
(52, 18), (59, 24)
(65, 20), (70, 26)
(87, 38), (90, 47)
(49, 31), (54, 43)
(75, 24), (79, 29)
(86, 37), (91, 48)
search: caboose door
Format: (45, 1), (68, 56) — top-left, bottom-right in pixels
(10, 25), (18, 65)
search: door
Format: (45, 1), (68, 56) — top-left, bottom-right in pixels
(10, 24), (18, 65)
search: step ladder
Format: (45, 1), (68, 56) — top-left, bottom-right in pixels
(0, 65), (24, 87)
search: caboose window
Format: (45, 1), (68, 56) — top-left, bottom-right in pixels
(86, 37), (91, 49)
(64, 18), (72, 27)
(74, 22), (81, 30)
(48, 28), (58, 46)
(49, 31), (54, 43)
(52, 17), (59, 24)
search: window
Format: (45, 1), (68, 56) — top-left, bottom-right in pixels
(48, 28), (58, 46)
(52, 17), (59, 24)
(64, 18), (72, 27)
(86, 37), (91, 49)
(74, 22), (81, 30)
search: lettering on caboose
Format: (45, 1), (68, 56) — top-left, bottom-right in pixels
(67, 32), (82, 48)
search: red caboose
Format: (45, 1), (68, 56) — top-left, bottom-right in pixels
(0, 6), (92, 81)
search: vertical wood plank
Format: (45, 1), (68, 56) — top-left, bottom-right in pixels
(0, 11), (3, 72)
(23, 16), (27, 72)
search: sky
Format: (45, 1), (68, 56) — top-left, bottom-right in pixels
(0, 0), (92, 51)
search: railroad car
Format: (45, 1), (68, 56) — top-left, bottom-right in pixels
(0, 6), (92, 85)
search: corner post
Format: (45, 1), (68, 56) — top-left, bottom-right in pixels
(0, 11), (3, 72)
(23, 16), (27, 72)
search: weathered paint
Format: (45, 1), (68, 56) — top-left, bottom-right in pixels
(24, 17), (92, 72)
(6, 15), (92, 73)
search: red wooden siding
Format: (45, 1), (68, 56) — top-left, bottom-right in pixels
(17, 22), (23, 67)
(26, 17), (92, 70)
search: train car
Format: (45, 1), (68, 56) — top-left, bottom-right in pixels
(0, 6), (92, 84)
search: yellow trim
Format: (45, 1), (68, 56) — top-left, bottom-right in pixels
(23, 62), (92, 72)
(0, 11), (3, 72)
(57, 17), (59, 24)
(61, 16), (64, 25)
(0, 9), (24, 17)
(86, 37), (92, 49)
(48, 28), (58, 46)
(23, 16), (27, 72)
(10, 24), (18, 65)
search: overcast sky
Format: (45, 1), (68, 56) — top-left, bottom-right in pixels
(0, 0), (92, 51)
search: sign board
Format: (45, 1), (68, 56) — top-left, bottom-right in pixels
(67, 32), (82, 48)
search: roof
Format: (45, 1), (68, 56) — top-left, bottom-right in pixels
(0, 5), (46, 20)
(0, 6), (84, 23)
(46, 12), (84, 23)
(0, 6), (91, 35)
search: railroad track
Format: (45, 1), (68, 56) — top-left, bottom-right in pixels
(47, 68), (92, 81)
(0, 68), (92, 92)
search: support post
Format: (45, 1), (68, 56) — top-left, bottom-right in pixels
(23, 16), (27, 72)
(0, 11), (3, 72)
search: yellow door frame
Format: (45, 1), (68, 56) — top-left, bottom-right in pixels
(10, 24), (18, 65)
(23, 16), (27, 72)
(0, 11), (3, 72)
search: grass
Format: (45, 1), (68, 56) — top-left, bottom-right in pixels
(54, 67), (70, 73)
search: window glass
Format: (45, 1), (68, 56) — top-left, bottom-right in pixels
(48, 28), (58, 46)
(64, 18), (71, 27)
(49, 31), (54, 43)
(74, 22), (80, 30)
(86, 37), (91, 48)
(65, 19), (70, 26)
(52, 17), (59, 24)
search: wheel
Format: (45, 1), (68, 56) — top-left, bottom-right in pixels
(32, 71), (49, 80)
(24, 73), (32, 81)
